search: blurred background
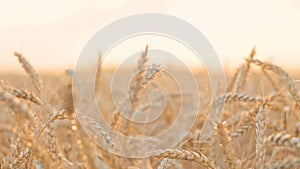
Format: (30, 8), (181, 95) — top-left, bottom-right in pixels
(1, 0), (300, 73)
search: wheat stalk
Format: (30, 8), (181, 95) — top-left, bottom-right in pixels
(216, 123), (237, 169)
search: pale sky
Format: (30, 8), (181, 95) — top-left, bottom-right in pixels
(1, 0), (300, 73)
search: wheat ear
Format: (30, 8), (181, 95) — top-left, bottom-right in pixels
(0, 88), (32, 121)
(129, 45), (149, 107)
(9, 147), (31, 169)
(153, 149), (215, 169)
(8, 88), (43, 106)
(217, 93), (262, 103)
(255, 100), (267, 169)
(247, 58), (300, 107)
(231, 97), (271, 138)
(267, 132), (300, 151)
(14, 52), (43, 93)
(267, 158), (300, 169)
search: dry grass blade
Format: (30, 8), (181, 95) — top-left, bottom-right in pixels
(14, 52), (43, 93)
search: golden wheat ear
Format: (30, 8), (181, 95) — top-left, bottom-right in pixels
(14, 52), (43, 94)
(153, 149), (216, 169)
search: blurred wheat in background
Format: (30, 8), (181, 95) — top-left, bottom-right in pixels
(0, 46), (300, 169)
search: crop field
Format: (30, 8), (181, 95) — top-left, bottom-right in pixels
(1, 48), (300, 169)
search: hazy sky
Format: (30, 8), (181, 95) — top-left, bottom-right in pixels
(1, 0), (300, 72)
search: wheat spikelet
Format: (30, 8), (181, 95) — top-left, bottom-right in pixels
(267, 158), (300, 169)
(153, 149), (216, 169)
(216, 123), (237, 169)
(157, 158), (171, 169)
(14, 52), (43, 93)
(255, 101), (266, 169)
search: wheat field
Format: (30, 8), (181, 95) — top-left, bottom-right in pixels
(1, 47), (300, 169)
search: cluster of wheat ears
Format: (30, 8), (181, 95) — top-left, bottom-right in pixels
(0, 46), (300, 169)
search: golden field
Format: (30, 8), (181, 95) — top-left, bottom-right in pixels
(1, 49), (300, 169)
